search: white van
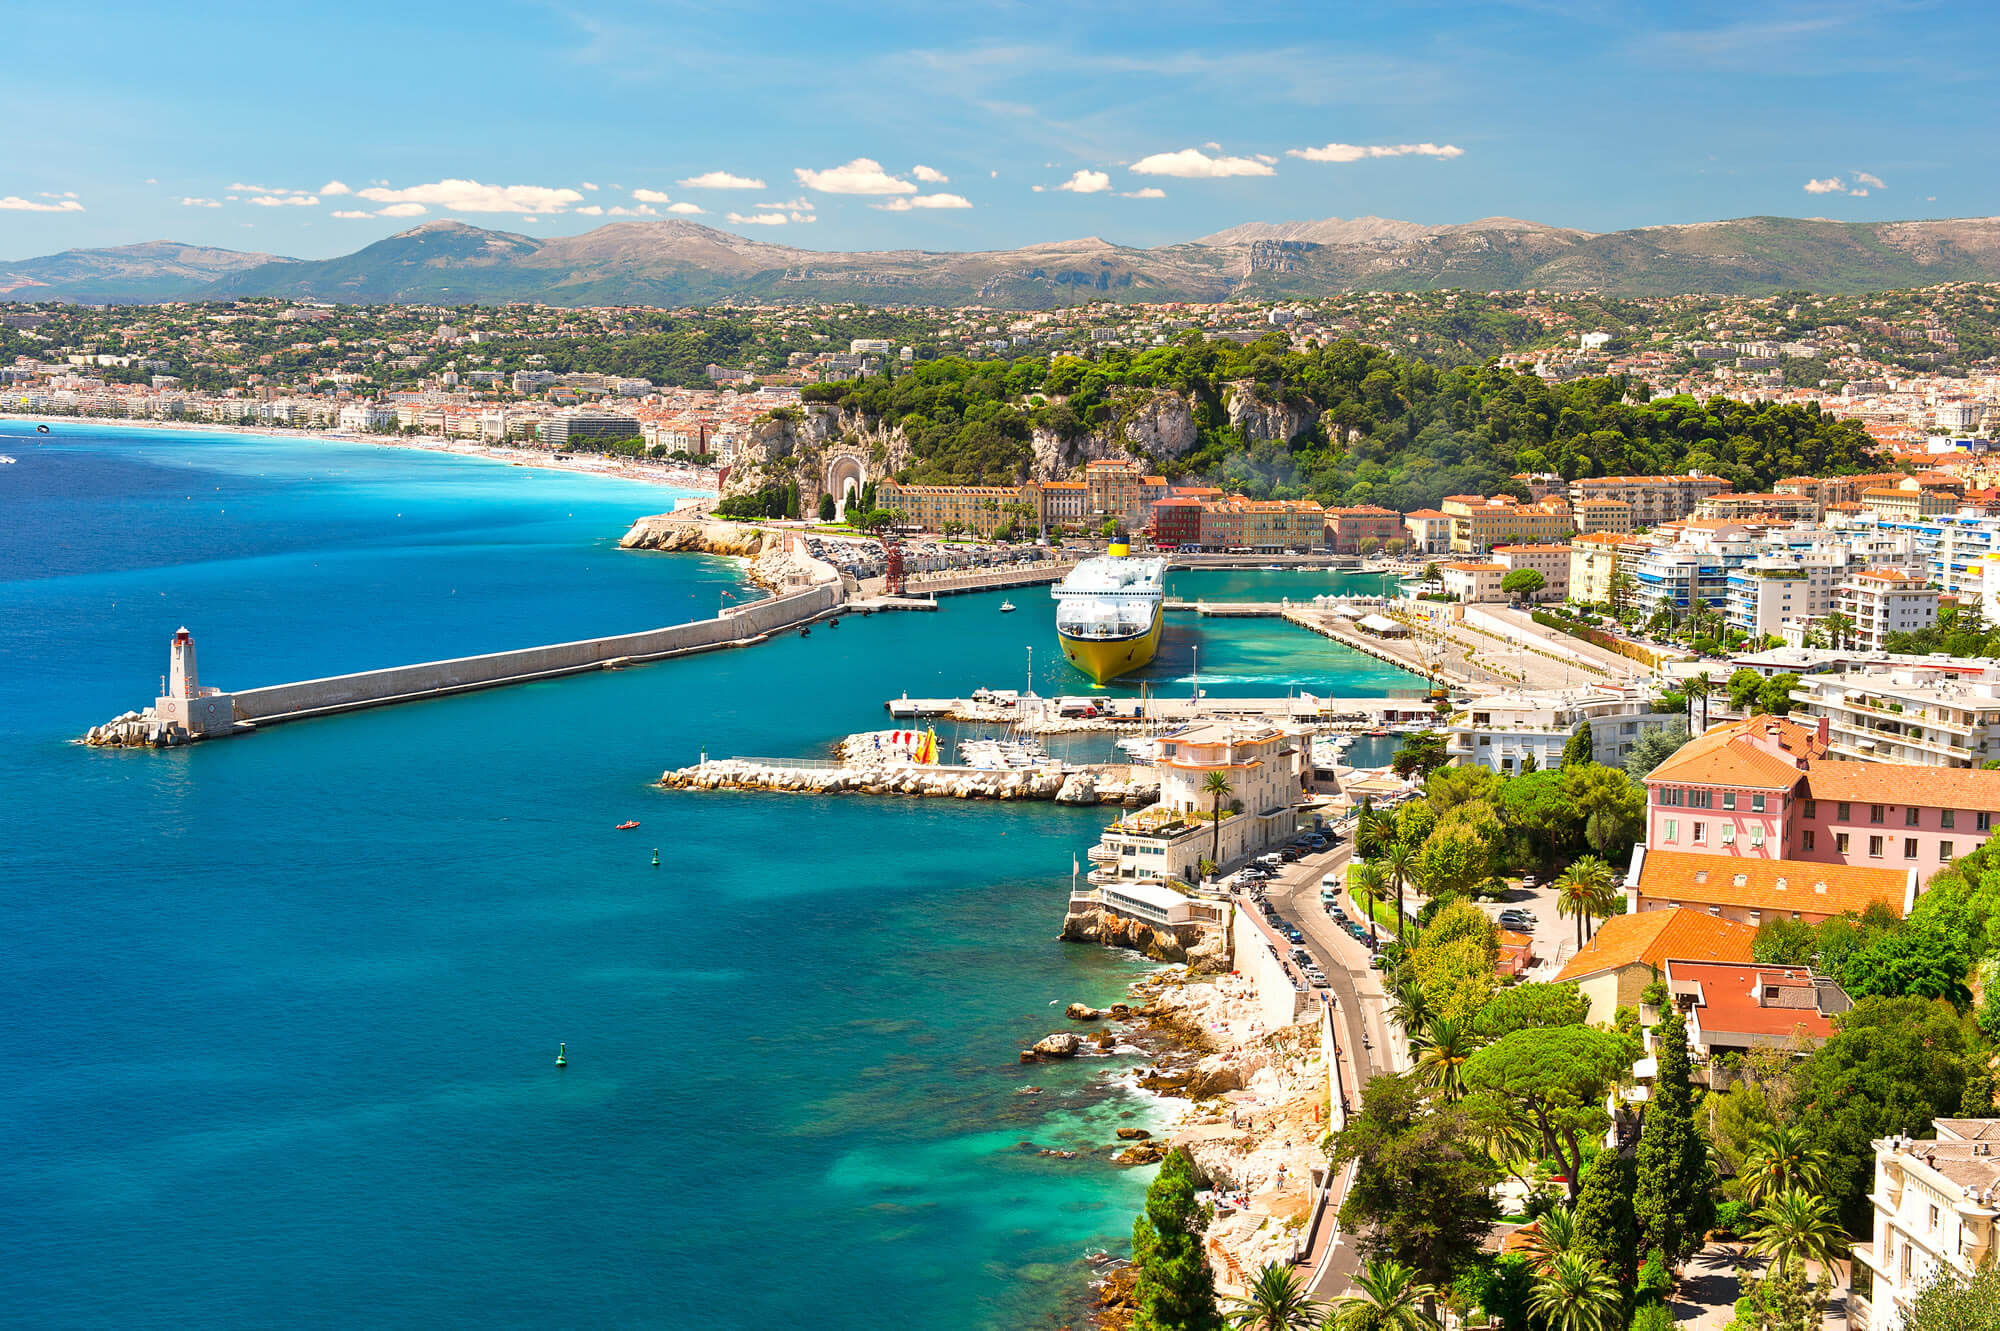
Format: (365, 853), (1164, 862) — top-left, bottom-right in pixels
(1257, 853), (1284, 869)
(1321, 872), (1341, 900)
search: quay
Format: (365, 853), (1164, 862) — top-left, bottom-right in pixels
(885, 692), (1445, 727)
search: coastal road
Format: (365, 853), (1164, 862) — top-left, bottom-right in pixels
(1257, 828), (1400, 1299)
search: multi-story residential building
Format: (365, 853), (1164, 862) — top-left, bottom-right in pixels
(1852, 1118), (2000, 1331)
(542, 409), (643, 448)
(1625, 847), (1917, 925)
(1569, 472), (1732, 527)
(1624, 546), (1728, 622)
(1640, 714), (2000, 876)
(1555, 908), (1758, 1026)
(1402, 509), (1454, 555)
(1661, 958), (1851, 1059)
(1694, 492), (1820, 523)
(1149, 495), (1204, 548)
(1861, 483), (1959, 521)
(1725, 553), (1849, 641)
(1325, 505), (1404, 554)
(1573, 496), (1635, 534)
(1569, 532), (1632, 606)
(875, 481), (1034, 538)
(1446, 686), (1682, 775)
(1032, 479), (1089, 529)
(1084, 723), (1303, 889)
(1196, 499), (1325, 552)
(1491, 543), (1570, 601)
(1441, 494), (1576, 553)
(1083, 459), (1169, 525)
(1836, 569), (1941, 650)
(1440, 561), (1507, 604)
(1789, 665), (2000, 768)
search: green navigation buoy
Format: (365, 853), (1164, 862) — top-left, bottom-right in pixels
(555, 1042), (567, 1069)
(652, 848), (661, 867)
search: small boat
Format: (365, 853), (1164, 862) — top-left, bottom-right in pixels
(799, 627), (810, 638)
(616, 820), (640, 830)
(999, 600), (1017, 613)
(36, 424), (50, 434)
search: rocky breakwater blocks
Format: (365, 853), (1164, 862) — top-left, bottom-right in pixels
(80, 709), (188, 748)
(658, 756), (1084, 801)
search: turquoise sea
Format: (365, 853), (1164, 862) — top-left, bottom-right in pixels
(0, 424), (1418, 1330)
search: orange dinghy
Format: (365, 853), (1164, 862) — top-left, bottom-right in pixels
(615, 820), (640, 830)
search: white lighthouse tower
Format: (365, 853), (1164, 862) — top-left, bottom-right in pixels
(154, 626), (234, 738)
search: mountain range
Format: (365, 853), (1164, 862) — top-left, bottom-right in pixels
(6, 214), (2000, 308)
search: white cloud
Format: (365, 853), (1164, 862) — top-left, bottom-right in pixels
(758, 196), (813, 211)
(990, 169), (998, 179)
(319, 179), (352, 196)
(606, 204), (659, 217)
(1031, 184), (1045, 193)
(0, 195), (84, 213)
(249, 193), (319, 207)
(667, 201), (706, 214)
(791, 212), (817, 223)
(679, 170), (766, 190)
(229, 183), (277, 193)
(795, 157), (916, 194)
(632, 188), (673, 203)
(1853, 171), (1886, 190)
(331, 210), (374, 219)
(728, 211), (790, 225)
(1203, 141), (1222, 151)
(144, 177), (157, 185)
(356, 179), (585, 214)
(180, 196), (222, 208)
(38, 191), (78, 199)
(1254, 154), (1277, 165)
(1055, 169), (1112, 194)
(1129, 148), (1275, 178)
(575, 205), (604, 215)
(1286, 142), (1464, 163)
(580, 181), (599, 191)
(1803, 177), (1846, 194)
(1122, 187), (1167, 199)
(873, 193), (973, 211)
(912, 164), (949, 183)
(376, 202), (427, 217)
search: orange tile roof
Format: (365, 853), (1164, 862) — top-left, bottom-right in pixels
(1634, 849), (1909, 919)
(1803, 761), (2000, 810)
(1556, 907), (1758, 982)
(1645, 715), (1824, 792)
(1664, 960), (1840, 1041)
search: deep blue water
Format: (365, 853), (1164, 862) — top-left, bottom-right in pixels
(1, 425), (1421, 1330)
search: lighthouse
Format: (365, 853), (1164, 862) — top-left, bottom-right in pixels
(154, 627), (235, 738)
(168, 626), (199, 698)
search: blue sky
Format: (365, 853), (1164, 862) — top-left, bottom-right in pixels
(2, 0), (1992, 259)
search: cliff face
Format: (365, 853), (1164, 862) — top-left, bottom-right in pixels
(1222, 380), (1315, 444)
(619, 515), (771, 557)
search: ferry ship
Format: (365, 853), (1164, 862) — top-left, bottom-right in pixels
(1052, 541), (1166, 685)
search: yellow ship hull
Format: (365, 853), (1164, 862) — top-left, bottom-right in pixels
(1058, 607), (1163, 685)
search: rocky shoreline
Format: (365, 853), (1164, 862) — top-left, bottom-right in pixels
(658, 741), (1160, 805)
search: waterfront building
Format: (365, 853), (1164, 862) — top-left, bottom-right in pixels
(1440, 561), (1507, 604)
(1032, 479), (1089, 529)
(1401, 508), (1454, 555)
(1641, 713), (2000, 872)
(1851, 1118), (2000, 1331)
(542, 410), (642, 449)
(1148, 495), (1204, 548)
(1325, 504), (1404, 554)
(1554, 908), (1757, 1026)
(1083, 459), (1169, 526)
(1568, 472), (1732, 527)
(1441, 494), (1576, 553)
(1195, 498), (1325, 552)
(1445, 686), (1682, 775)
(1788, 665), (2000, 768)
(1084, 723), (1303, 888)
(875, 481), (1034, 538)
(1490, 543), (1570, 601)
(1835, 569), (1941, 650)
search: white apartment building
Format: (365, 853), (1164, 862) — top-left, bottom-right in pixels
(1084, 724), (1302, 889)
(1836, 569), (1941, 650)
(1788, 665), (2000, 768)
(1852, 1119), (2000, 1331)
(1445, 686), (1683, 774)
(1491, 544), (1570, 601)
(336, 402), (395, 432)
(1725, 552), (1850, 640)
(1441, 561), (1508, 604)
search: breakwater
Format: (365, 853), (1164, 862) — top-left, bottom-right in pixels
(660, 754), (1159, 804)
(84, 581), (842, 746)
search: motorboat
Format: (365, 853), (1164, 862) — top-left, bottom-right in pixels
(999, 600), (1017, 613)
(615, 820), (640, 830)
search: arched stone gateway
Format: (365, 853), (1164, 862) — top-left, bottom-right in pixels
(823, 451), (868, 518)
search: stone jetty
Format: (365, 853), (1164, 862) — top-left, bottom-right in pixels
(81, 709), (192, 748)
(658, 755), (1159, 804)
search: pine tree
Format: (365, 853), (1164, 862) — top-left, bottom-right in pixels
(1130, 1146), (1223, 1331)
(1561, 722), (1594, 770)
(1571, 1149), (1640, 1320)
(1634, 1010), (1716, 1266)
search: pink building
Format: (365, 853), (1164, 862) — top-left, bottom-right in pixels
(1642, 714), (2000, 882)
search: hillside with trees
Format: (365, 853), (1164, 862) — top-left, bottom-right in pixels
(803, 334), (1885, 506)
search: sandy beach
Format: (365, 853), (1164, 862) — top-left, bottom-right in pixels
(0, 414), (723, 494)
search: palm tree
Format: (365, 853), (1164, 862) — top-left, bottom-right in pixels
(1823, 611), (1855, 652)
(1529, 1252), (1620, 1331)
(1739, 1124), (1833, 1205)
(1383, 841), (1419, 946)
(1555, 856), (1617, 946)
(1409, 1015), (1480, 1103)
(1357, 807), (1396, 861)
(1349, 861), (1389, 945)
(1384, 962), (1431, 1038)
(1516, 1202), (1580, 1272)
(1747, 1186), (1847, 1276)
(1230, 1261), (1323, 1331)
(1324, 1258), (1436, 1331)
(1204, 771), (1234, 868)
(1685, 669), (1712, 732)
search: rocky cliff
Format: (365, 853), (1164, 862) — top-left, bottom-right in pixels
(619, 515), (771, 557)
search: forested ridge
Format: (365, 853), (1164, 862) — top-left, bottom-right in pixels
(803, 334), (1886, 508)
